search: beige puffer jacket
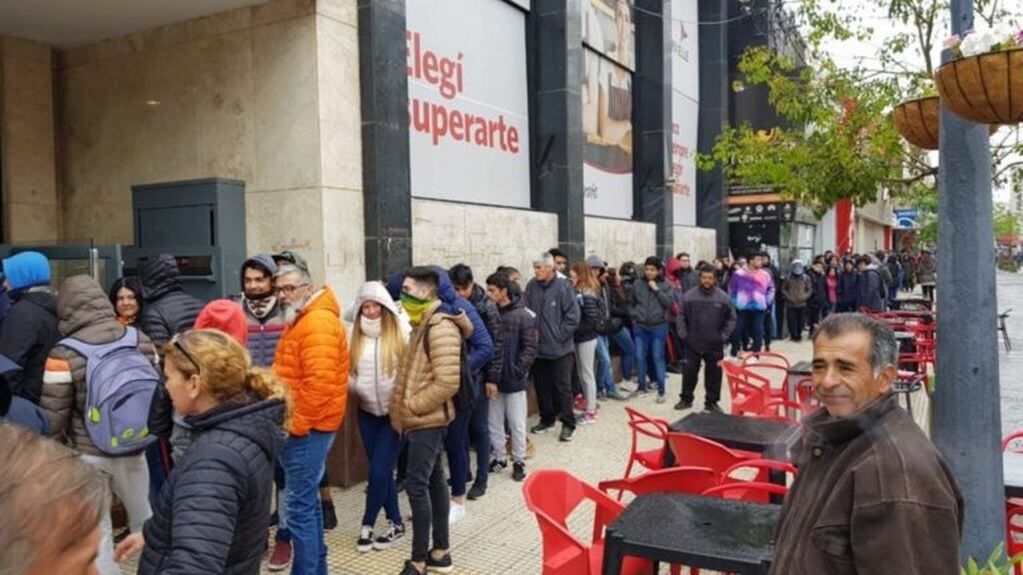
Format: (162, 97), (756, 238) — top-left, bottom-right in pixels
(40, 275), (160, 456)
(389, 305), (474, 434)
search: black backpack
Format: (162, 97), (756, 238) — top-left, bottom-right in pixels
(422, 321), (476, 413)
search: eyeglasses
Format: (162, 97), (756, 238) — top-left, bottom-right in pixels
(170, 332), (201, 374)
(275, 283), (309, 296)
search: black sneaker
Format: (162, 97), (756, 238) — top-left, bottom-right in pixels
(489, 459), (508, 473)
(426, 552), (453, 574)
(512, 462), (526, 482)
(467, 482), (487, 500)
(356, 526), (373, 553)
(705, 403), (723, 413)
(674, 400), (693, 410)
(373, 522), (405, 550)
(399, 560), (423, 575)
(558, 426), (574, 443)
(322, 499), (337, 530)
(531, 422), (556, 434)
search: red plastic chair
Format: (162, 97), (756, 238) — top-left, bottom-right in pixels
(666, 432), (757, 481)
(522, 470), (654, 575)
(720, 362), (770, 416)
(793, 377), (822, 415)
(702, 481), (789, 503)
(599, 466), (719, 498)
(756, 399), (804, 425)
(1008, 505), (1023, 575)
(720, 459), (798, 503)
(740, 362), (790, 400)
(740, 351), (791, 370)
(1004, 433), (1023, 510)
(618, 408), (670, 499)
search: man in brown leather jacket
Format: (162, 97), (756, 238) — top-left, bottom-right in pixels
(771, 313), (963, 574)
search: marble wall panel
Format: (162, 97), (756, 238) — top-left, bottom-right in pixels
(585, 217), (657, 268)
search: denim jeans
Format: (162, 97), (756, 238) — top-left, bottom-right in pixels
(280, 430), (336, 575)
(633, 324), (668, 396)
(732, 310), (766, 354)
(467, 390), (490, 488)
(611, 327), (635, 381)
(357, 410), (403, 528)
(406, 427), (450, 563)
(445, 409), (472, 497)
(595, 335), (615, 394)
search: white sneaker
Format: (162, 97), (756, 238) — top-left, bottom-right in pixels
(448, 502), (467, 525)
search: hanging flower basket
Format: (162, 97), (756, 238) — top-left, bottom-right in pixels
(892, 96), (941, 150)
(936, 30), (1023, 125)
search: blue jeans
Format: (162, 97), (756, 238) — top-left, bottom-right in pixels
(732, 310), (766, 354)
(468, 391), (490, 488)
(445, 409), (472, 497)
(611, 327), (635, 380)
(634, 324), (668, 396)
(280, 431), (336, 575)
(357, 410), (403, 528)
(595, 335), (615, 394)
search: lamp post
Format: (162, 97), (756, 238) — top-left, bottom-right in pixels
(932, 0), (1004, 563)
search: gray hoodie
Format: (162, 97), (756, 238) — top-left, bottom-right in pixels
(629, 278), (672, 327)
(523, 275), (580, 359)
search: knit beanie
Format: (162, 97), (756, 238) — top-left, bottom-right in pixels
(2, 251), (51, 291)
(194, 300), (249, 345)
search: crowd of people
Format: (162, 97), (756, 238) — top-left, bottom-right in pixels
(0, 243), (938, 575)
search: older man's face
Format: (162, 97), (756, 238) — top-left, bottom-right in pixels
(533, 262), (554, 282)
(811, 329), (895, 417)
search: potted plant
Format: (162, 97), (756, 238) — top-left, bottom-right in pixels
(936, 28), (1023, 125)
(892, 85), (942, 150)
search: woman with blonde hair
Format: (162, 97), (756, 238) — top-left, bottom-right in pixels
(348, 281), (411, 553)
(570, 261), (605, 425)
(114, 329), (288, 575)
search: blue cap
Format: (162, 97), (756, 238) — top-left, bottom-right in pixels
(2, 251), (50, 291)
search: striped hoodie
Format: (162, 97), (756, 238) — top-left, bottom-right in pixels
(728, 267), (776, 312)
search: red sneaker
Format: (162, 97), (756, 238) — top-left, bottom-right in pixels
(267, 539), (292, 571)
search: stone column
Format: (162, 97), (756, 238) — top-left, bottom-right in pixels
(696, 0), (729, 256)
(529, 0), (585, 263)
(632, 0), (673, 258)
(932, 0), (1004, 562)
(0, 37), (59, 243)
(358, 0), (413, 280)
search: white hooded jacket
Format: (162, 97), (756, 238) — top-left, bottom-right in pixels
(347, 281), (411, 417)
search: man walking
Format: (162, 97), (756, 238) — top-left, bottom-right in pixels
(391, 267), (473, 575)
(728, 253), (775, 355)
(675, 264), (735, 413)
(273, 264), (349, 575)
(524, 253), (580, 443)
(770, 314), (962, 573)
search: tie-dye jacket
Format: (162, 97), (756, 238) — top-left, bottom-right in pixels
(728, 268), (776, 312)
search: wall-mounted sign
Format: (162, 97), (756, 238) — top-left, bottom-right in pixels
(726, 202), (796, 224)
(728, 184), (778, 196)
(893, 208), (919, 229)
(670, 0), (698, 226)
(407, 0), (530, 208)
(583, 48), (633, 218)
(582, 0), (635, 71)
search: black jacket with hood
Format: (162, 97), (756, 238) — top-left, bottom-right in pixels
(468, 284), (505, 385)
(0, 290), (60, 404)
(496, 288), (539, 393)
(139, 395), (285, 575)
(138, 254), (205, 347)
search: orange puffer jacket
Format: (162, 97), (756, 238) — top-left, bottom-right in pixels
(273, 287), (349, 436)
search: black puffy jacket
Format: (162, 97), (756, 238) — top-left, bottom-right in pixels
(0, 290), (60, 404)
(573, 290), (603, 343)
(139, 396), (284, 575)
(468, 284), (504, 385)
(496, 291), (538, 394)
(138, 254), (205, 347)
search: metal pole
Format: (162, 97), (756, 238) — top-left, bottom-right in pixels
(932, 0), (1004, 563)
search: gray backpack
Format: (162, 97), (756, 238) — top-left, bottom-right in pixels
(60, 327), (160, 455)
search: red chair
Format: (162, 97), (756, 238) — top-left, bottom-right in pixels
(702, 481), (789, 502)
(740, 362), (791, 400)
(756, 399), (804, 425)
(740, 351), (791, 370)
(618, 408), (670, 499)
(666, 432), (757, 481)
(720, 459), (799, 503)
(598, 466), (719, 498)
(794, 377), (821, 415)
(1004, 433), (1023, 510)
(1008, 505), (1023, 575)
(523, 470), (653, 575)
(721, 362), (771, 416)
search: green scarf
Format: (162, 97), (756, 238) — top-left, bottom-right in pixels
(400, 291), (437, 326)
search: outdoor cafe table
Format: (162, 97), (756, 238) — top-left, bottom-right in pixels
(1004, 452), (1023, 498)
(602, 492), (780, 575)
(667, 412), (800, 463)
(891, 297), (932, 311)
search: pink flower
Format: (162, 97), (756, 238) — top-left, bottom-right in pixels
(943, 34), (962, 49)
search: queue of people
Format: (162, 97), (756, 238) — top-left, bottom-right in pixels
(0, 243), (939, 575)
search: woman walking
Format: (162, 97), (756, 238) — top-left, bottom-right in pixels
(570, 262), (604, 424)
(349, 281), (410, 553)
(115, 329), (287, 574)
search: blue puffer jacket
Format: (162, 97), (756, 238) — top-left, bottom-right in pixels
(434, 268), (494, 381)
(139, 396), (284, 575)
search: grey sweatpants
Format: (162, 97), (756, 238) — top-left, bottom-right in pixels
(488, 390), (527, 464)
(80, 452), (152, 575)
(575, 339), (598, 413)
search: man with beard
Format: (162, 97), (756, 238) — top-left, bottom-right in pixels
(273, 264), (349, 575)
(234, 254), (287, 367)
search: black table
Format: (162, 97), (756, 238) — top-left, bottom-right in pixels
(891, 297), (932, 311)
(602, 492), (779, 574)
(668, 412), (799, 461)
(1005, 452), (1023, 497)
(788, 361), (812, 376)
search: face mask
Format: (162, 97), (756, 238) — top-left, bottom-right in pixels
(400, 291), (435, 326)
